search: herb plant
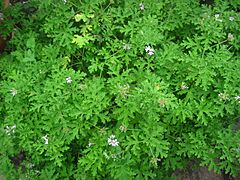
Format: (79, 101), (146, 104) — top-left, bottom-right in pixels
(1, 0), (240, 179)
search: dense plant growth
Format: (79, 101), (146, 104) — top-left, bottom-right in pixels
(1, 0), (240, 179)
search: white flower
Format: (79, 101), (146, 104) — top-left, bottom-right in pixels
(108, 135), (119, 147)
(181, 83), (189, 90)
(5, 126), (10, 135)
(108, 139), (119, 146)
(10, 89), (17, 96)
(66, 77), (72, 83)
(235, 96), (240, 100)
(235, 96), (240, 102)
(145, 45), (155, 56)
(214, 14), (220, 18)
(229, 16), (234, 21)
(148, 50), (155, 56)
(29, 163), (35, 169)
(227, 33), (234, 41)
(5, 125), (16, 135)
(88, 142), (93, 147)
(145, 45), (151, 52)
(42, 135), (49, 145)
(109, 134), (115, 139)
(123, 43), (131, 50)
(63, 0), (67, 3)
(139, 3), (144, 11)
(214, 13), (222, 22)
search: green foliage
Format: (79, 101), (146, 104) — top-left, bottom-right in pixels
(1, 0), (240, 179)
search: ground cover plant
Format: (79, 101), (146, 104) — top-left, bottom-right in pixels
(1, 0), (240, 179)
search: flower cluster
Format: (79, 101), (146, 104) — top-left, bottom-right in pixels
(145, 45), (155, 56)
(5, 125), (16, 135)
(119, 125), (127, 133)
(218, 93), (230, 101)
(119, 84), (130, 97)
(107, 135), (119, 147)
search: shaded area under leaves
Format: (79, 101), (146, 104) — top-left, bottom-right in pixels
(172, 161), (240, 180)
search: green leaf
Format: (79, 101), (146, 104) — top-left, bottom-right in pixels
(72, 34), (94, 48)
(74, 13), (88, 22)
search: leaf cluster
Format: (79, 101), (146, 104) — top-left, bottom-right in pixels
(0, 0), (240, 179)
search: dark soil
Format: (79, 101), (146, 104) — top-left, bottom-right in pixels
(172, 166), (240, 180)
